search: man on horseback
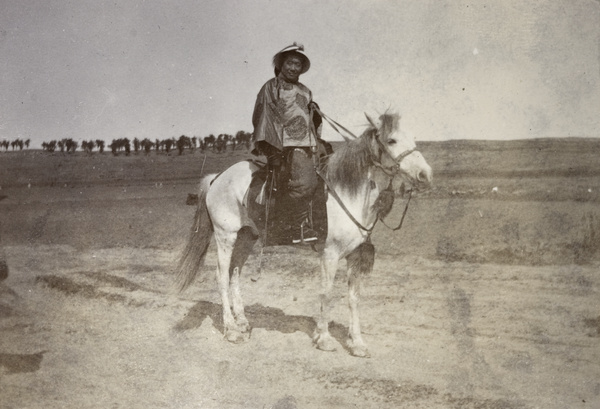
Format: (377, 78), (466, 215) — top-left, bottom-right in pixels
(251, 43), (329, 244)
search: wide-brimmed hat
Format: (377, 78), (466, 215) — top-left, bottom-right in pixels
(272, 42), (310, 75)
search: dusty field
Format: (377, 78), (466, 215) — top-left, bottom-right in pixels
(1, 142), (599, 408)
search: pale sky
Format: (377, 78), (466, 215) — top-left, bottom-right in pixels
(1, 0), (599, 148)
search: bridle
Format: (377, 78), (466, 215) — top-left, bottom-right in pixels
(369, 133), (417, 232)
(371, 132), (417, 178)
(363, 110), (418, 179)
(314, 114), (419, 237)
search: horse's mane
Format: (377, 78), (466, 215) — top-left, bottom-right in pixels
(326, 113), (400, 195)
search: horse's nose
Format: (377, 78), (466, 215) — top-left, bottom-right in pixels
(417, 167), (433, 185)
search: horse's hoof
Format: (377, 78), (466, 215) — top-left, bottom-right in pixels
(236, 320), (251, 334)
(225, 329), (248, 344)
(313, 333), (337, 352)
(347, 340), (370, 358)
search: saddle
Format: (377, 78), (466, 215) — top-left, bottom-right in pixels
(243, 159), (328, 247)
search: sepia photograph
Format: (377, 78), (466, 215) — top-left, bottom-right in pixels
(1, 1), (599, 408)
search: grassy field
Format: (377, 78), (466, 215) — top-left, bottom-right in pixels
(1, 137), (600, 266)
(3, 138), (600, 199)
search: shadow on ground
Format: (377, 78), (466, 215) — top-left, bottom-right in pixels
(0, 352), (46, 374)
(174, 300), (351, 351)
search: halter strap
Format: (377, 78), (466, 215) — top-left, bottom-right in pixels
(372, 135), (417, 177)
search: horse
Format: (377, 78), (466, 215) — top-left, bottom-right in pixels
(175, 112), (433, 357)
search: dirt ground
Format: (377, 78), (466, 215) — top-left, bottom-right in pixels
(0, 188), (598, 408)
(1, 245), (599, 409)
(1, 148), (599, 408)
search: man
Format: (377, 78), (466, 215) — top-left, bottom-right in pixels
(251, 43), (324, 244)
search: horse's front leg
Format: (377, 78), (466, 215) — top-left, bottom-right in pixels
(346, 242), (375, 357)
(313, 246), (339, 352)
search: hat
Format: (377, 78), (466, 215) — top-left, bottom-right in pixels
(272, 42), (310, 75)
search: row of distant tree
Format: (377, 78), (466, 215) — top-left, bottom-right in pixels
(1, 132), (253, 156)
(0, 138), (31, 151)
(40, 138), (82, 153)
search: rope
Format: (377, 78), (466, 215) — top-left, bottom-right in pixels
(379, 190), (413, 231)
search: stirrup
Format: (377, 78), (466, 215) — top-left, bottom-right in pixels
(292, 222), (318, 244)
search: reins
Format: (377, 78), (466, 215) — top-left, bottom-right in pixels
(316, 166), (414, 237)
(315, 168), (376, 234)
(312, 106), (359, 142)
(311, 108), (416, 236)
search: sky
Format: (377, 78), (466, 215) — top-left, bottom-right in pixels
(1, 0), (599, 148)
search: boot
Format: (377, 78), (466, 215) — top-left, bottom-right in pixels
(290, 204), (318, 244)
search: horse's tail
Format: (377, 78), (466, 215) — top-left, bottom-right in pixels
(175, 174), (215, 292)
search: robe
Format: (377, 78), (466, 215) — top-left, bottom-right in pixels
(252, 76), (316, 152)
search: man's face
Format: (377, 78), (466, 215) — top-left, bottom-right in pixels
(280, 55), (303, 82)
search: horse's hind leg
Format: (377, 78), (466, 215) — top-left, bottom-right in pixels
(215, 232), (246, 343)
(229, 226), (258, 335)
(345, 242), (375, 358)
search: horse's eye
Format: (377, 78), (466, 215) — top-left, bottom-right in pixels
(387, 139), (397, 145)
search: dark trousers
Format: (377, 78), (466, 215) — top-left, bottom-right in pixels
(285, 147), (319, 201)
(256, 143), (320, 240)
(256, 142), (319, 202)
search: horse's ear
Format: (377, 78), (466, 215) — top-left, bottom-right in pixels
(364, 113), (380, 135)
(365, 113), (376, 127)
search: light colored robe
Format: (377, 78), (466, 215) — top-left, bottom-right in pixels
(252, 76), (316, 152)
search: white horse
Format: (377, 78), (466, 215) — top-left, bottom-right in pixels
(175, 112), (433, 357)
